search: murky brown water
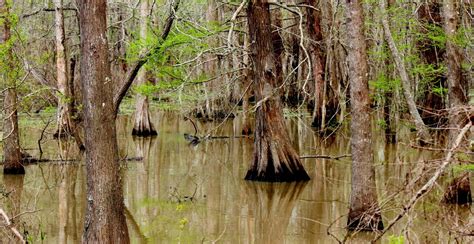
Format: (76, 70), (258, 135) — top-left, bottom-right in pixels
(1, 111), (473, 243)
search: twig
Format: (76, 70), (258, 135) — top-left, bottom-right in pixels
(37, 119), (52, 160)
(211, 225), (227, 244)
(372, 121), (472, 243)
(0, 208), (25, 243)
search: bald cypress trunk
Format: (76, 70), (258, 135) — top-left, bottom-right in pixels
(441, 0), (471, 205)
(306, 0), (326, 130)
(132, 0), (157, 137)
(283, 12), (301, 107)
(1, 0), (24, 175)
(345, 0), (383, 231)
(78, 0), (130, 242)
(245, 0), (310, 182)
(417, 2), (446, 126)
(53, 0), (71, 137)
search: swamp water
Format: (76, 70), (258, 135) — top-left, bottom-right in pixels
(1, 111), (473, 243)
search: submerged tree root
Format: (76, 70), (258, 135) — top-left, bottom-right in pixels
(241, 126), (252, 136)
(53, 128), (72, 139)
(132, 96), (157, 137)
(245, 167), (310, 182)
(347, 209), (384, 231)
(132, 128), (157, 137)
(2, 164), (25, 175)
(442, 172), (472, 204)
(245, 140), (310, 182)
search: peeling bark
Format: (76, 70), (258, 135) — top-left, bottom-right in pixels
(53, 0), (72, 137)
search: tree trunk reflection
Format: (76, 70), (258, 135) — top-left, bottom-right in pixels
(245, 182), (307, 244)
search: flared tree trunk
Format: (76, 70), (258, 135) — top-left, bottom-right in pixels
(78, 0), (130, 242)
(132, 0), (157, 137)
(441, 0), (471, 204)
(345, 0), (383, 231)
(2, 0), (24, 175)
(245, 0), (310, 182)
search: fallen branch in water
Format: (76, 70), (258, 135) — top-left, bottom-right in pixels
(208, 135), (251, 139)
(0, 208), (25, 243)
(22, 157), (79, 164)
(372, 121), (472, 243)
(300, 154), (351, 160)
(20, 156), (142, 164)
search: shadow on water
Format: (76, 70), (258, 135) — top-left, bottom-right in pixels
(0, 111), (473, 243)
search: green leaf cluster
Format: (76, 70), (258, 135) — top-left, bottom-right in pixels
(388, 235), (405, 244)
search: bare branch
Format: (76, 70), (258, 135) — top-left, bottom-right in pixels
(21, 7), (77, 19)
(227, 0), (248, 50)
(0, 208), (25, 243)
(372, 121), (472, 242)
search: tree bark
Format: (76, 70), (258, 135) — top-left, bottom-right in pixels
(345, 0), (383, 231)
(441, 0), (471, 205)
(52, 1), (84, 150)
(245, 0), (310, 182)
(283, 11), (300, 107)
(132, 0), (157, 137)
(443, 0), (468, 143)
(380, 0), (431, 144)
(1, 0), (24, 175)
(306, 0), (327, 130)
(242, 32), (253, 136)
(271, 7), (284, 88)
(78, 0), (130, 242)
(53, 0), (71, 137)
